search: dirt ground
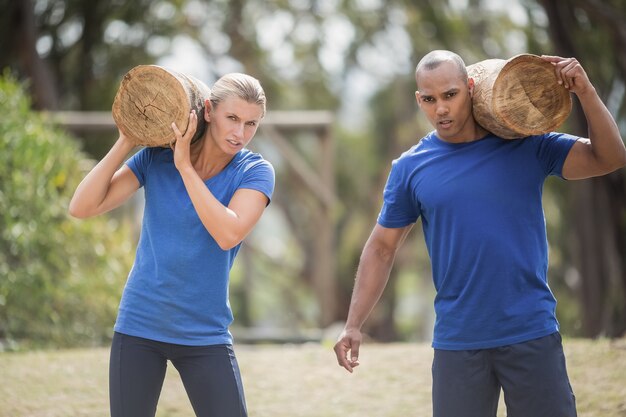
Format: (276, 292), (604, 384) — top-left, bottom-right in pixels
(1, 338), (625, 417)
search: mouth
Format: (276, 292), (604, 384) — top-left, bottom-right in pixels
(438, 119), (453, 128)
(226, 139), (241, 147)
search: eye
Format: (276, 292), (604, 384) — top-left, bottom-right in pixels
(422, 97), (434, 103)
(445, 91), (457, 99)
(246, 121), (257, 127)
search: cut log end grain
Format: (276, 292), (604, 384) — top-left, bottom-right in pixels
(112, 65), (211, 147)
(468, 54), (572, 139)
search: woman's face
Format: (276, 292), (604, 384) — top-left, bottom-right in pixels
(205, 96), (264, 154)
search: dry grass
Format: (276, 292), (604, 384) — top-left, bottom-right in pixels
(1, 338), (625, 417)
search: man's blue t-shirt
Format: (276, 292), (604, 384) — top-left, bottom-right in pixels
(378, 131), (577, 350)
(115, 147), (275, 346)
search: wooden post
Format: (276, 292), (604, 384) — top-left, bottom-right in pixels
(315, 125), (338, 327)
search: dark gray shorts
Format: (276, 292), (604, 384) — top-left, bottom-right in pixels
(432, 332), (577, 417)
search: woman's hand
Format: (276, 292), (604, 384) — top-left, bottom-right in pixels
(117, 128), (136, 152)
(171, 110), (198, 172)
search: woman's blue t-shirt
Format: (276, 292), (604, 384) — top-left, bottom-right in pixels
(115, 147), (275, 346)
(378, 131), (577, 350)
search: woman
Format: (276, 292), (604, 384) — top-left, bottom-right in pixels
(69, 73), (274, 417)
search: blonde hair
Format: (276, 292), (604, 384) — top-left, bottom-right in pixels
(210, 73), (266, 117)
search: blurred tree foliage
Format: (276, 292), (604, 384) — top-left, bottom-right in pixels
(1, 0), (625, 345)
(534, 0), (626, 338)
(0, 0), (186, 111)
(0, 0), (568, 341)
(0, 75), (134, 349)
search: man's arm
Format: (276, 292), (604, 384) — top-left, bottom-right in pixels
(541, 56), (626, 180)
(333, 223), (413, 373)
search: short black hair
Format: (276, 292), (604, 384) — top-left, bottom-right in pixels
(415, 50), (468, 88)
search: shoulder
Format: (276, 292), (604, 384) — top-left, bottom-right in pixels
(127, 146), (172, 171)
(131, 146), (171, 163)
(392, 132), (437, 168)
(241, 149), (273, 168)
(518, 132), (579, 156)
(524, 132), (579, 144)
(233, 149), (275, 177)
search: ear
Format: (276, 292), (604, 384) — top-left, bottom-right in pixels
(415, 90), (421, 107)
(203, 99), (213, 122)
(468, 78), (475, 98)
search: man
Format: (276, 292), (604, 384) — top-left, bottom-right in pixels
(333, 50), (626, 417)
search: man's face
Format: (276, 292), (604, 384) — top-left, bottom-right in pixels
(415, 61), (475, 142)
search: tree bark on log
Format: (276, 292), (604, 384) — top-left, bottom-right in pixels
(112, 65), (211, 147)
(467, 54), (571, 139)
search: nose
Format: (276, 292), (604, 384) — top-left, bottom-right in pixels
(436, 104), (449, 117)
(233, 122), (244, 139)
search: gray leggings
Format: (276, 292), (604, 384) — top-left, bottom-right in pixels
(109, 332), (247, 417)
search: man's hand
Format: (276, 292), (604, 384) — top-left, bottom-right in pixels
(334, 328), (362, 373)
(541, 55), (593, 97)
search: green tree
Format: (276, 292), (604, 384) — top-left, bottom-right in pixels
(0, 75), (134, 349)
(4, 0), (624, 341)
(534, 0), (626, 337)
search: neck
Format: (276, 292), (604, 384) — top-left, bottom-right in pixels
(438, 120), (490, 144)
(191, 137), (236, 180)
(459, 125), (490, 143)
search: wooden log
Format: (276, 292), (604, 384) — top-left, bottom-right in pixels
(112, 65), (211, 147)
(467, 54), (572, 139)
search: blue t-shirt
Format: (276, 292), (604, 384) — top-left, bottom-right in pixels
(378, 131), (577, 350)
(115, 147), (275, 346)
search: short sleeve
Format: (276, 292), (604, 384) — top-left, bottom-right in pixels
(533, 132), (578, 177)
(377, 159), (420, 228)
(240, 159), (275, 204)
(125, 147), (153, 186)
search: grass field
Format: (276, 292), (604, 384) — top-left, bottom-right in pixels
(1, 338), (625, 417)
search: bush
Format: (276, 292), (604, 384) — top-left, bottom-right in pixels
(0, 74), (134, 350)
